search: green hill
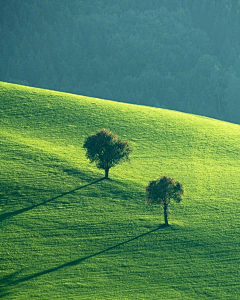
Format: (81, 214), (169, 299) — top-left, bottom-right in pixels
(1, 81), (239, 299)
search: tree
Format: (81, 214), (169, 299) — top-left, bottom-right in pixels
(83, 128), (132, 179)
(146, 176), (184, 226)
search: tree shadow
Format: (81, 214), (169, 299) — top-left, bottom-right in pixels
(0, 178), (105, 222)
(0, 270), (23, 298)
(0, 291), (12, 299)
(9, 225), (167, 285)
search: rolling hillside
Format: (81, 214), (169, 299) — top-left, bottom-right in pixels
(0, 81), (240, 299)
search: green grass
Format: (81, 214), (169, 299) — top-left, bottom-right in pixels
(0, 81), (240, 299)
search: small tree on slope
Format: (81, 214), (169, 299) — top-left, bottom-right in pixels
(146, 176), (184, 226)
(83, 129), (132, 179)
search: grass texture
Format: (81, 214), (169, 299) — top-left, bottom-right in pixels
(0, 81), (240, 299)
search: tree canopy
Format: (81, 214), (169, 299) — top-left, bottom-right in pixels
(83, 129), (132, 179)
(146, 176), (184, 226)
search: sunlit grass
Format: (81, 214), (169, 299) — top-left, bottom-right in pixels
(1, 81), (240, 299)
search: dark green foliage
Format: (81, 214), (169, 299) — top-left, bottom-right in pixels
(83, 129), (131, 178)
(0, 0), (240, 123)
(146, 176), (184, 225)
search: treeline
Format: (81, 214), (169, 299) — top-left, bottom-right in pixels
(1, 0), (240, 123)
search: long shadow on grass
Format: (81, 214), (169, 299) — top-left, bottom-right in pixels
(0, 270), (23, 298)
(11, 225), (166, 285)
(0, 178), (105, 222)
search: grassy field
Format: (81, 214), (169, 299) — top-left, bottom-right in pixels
(0, 81), (240, 299)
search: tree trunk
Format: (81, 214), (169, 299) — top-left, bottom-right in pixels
(164, 204), (169, 226)
(105, 168), (109, 179)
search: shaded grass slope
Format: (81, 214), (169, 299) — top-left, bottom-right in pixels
(0, 81), (240, 299)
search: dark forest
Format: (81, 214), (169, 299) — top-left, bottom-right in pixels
(1, 0), (240, 124)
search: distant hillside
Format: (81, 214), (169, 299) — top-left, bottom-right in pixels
(1, 0), (240, 124)
(1, 82), (240, 299)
